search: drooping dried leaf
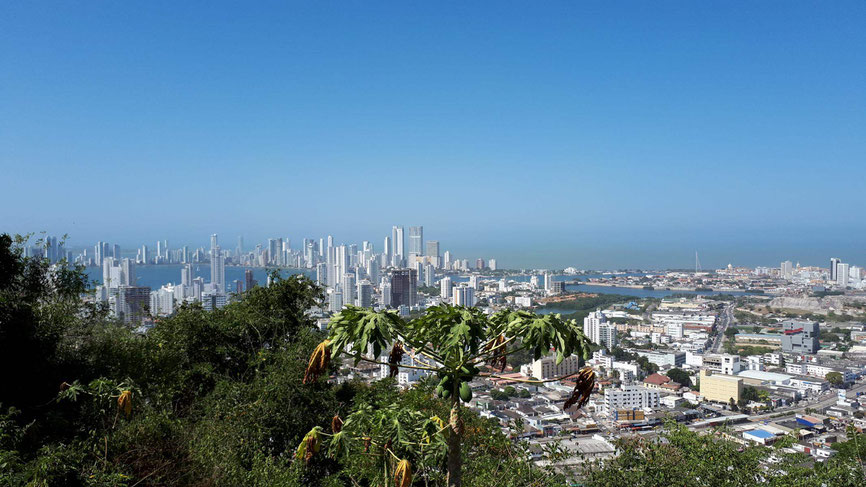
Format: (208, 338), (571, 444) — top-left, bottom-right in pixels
(295, 427), (322, 463)
(331, 414), (343, 434)
(303, 340), (331, 384)
(564, 366), (595, 410)
(387, 341), (404, 378)
(117, 390), (132, 418)
(394, 459), (412, 487)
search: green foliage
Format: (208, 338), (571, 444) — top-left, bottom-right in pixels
(581, 422), (866, 486)
(309, 305), (593, 486)
(665, 368), (692, 387)
(825, 371), (844, 386)
(0, 234), (575, 487)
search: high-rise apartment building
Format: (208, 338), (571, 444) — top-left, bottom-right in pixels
(453, 286), (475, 307)
(244, 269), (255, 291)
(329, 289), (343, 312)
(408, 226), (423, 262)
(583, 310), (618, 350)
(210, 234), (225, 292)
(837, 263), (850, 288)
(425, 240), (440, 267)
(830, 257), (840, 282)
(316, 263), (327, 286)
(392, 226), (404, 267)
(342, 272), (356, 306)
(440, 276), (452, 299)
(383, 236), (391, 265)
(389, 268), (417, 308)
(780, 260), (793, 279)
(423, 264), (434, 287)
(116, 286), (151, 325)
(357, 280), (373, 307)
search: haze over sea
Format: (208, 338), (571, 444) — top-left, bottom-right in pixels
(84, 265), (755, 302)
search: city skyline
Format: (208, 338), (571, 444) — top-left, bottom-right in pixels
(21, 229), (866, 273)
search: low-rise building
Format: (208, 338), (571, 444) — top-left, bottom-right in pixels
(603, 385), (660, 415)
(698, 369), (742, 403)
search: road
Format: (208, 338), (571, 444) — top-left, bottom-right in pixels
(750, 380), (866, 420)
(710, 303), (734, 353)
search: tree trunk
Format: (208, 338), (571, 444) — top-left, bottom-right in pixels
(447, 400), (462, 487)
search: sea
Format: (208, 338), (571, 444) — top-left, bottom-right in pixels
(85, 264), (314, 290)
(85, 266), (753, 303)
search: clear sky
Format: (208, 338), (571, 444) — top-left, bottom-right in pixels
(1, 1), (864, 269)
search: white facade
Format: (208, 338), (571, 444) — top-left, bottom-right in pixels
(584, 310), (617, 350)
(440, 276), (452, 299)
(453, 286), (475, 307)
(529, 354), (582, 380)
(603, 385), (660, 415)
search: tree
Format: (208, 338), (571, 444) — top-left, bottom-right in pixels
(826, 371), (844, 387)
(300, 306), (594, 487)
(666, 368), (692, 387)
(581, 422), (866, 486)
(635, 356), (659, 375)
(490, 389), (509, 401)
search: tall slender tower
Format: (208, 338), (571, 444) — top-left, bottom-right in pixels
(210, 234), (225, 292)
(408, 226), (423, 263)
(392, 226), (405, 267)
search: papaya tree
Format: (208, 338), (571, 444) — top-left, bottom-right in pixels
(301, 304), (596, 487)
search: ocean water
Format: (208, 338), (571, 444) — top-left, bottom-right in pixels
(85, 264), (314, 290)
(85, 266), (753, 301)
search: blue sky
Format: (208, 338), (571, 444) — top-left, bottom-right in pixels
(1, 1), (864, 269)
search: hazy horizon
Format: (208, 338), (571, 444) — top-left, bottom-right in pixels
(2, 2), (864, 270)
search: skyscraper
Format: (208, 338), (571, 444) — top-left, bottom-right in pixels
(342, 272), (356, 306)
(210, 234), (225, 292)
(780, 260), (793, 279)
(245, 269), (255, 291)
(383, 236), (392, 266)
(453, 286), (475, 307)
(328, 289), (343, 312)
(583, 310), (617, 350)
(316, 263), (328, 286)
(389, 268), (417, 308)
(392, 226), (404, 267)
(440, 276), (452, 299)
(408, 226), (423, 262)
(426, 240), (440, 267)
(357, 280), (373, 308)
(830, 257), (841, 282)
(181, 264), (192, 287)
(424, 264), (434, 287)
(366, 258), (380, 285)
(837, 263), (850, 288)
